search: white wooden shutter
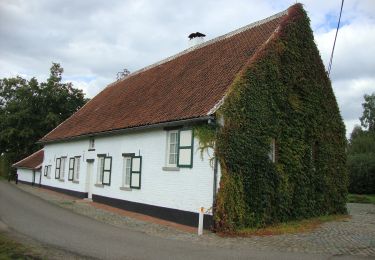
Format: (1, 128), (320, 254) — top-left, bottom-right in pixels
(177, 129), (193, 168)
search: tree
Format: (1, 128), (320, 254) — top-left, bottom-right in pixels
(360, 93), (375, 132)
(0, 63), (88, 176)
(347, 93), (375, 194)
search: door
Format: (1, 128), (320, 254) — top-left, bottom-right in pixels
(86, 160), (94, 199)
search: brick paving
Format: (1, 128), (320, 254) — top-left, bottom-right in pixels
(16, 183), (375, 258)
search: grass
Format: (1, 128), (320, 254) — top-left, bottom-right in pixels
(348, 194), (375, 204)
(0, 232), (42, 260)
(235, 215), (349, 237)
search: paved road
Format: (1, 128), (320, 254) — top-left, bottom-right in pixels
(0, 181), (367, 259)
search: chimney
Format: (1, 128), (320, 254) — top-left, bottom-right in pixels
(188, 32), (206, 47)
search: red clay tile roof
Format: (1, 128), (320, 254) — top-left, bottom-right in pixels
(41, 7), (291, 143)
(12, 149), (44, 170)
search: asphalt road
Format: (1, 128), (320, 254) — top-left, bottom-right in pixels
(0, 181), (361, 259)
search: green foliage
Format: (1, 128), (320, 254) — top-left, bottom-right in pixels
(348, 194), (375, 204)
(214, 5), (348, 231)
(194, 124), (216, 162)
(360, 93), (375, 132)
(347, 131), (375, 194)
(0, 63), (88, 167)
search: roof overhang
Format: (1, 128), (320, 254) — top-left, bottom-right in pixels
(39, 115), (214, 144)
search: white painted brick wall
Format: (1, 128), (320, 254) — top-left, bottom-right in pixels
(17, 168), (35, 183)
(42, 128), (221, 215)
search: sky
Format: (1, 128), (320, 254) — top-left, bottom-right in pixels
(0, 0), (374, 137)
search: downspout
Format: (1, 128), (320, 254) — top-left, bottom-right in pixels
(213, 155), (218, 208)
(32, 170), (35, 186)
(39, 168), (42, 187)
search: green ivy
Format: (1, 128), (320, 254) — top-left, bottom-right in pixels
(213, 5), (348, 232)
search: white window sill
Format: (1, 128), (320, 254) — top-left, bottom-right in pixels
(72, 180), (79, 184)
(58, 179), (65, 182)
(120, 187), (132, 191)
(95, 184), (104, 188)
(162, 166), (180, 172)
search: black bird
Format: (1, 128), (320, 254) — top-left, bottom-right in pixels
(188, 32), (206, 39)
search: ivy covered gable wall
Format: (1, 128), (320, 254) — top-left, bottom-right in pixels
(213, 4), (348, 232)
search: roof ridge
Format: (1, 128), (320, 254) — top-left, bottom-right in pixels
(12, 148), (43, 167)
(106, 7), (289, 88)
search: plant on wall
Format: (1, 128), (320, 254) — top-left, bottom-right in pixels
(213, 4), (348, 232)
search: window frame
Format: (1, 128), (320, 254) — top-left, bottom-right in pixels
(89, 138), (95, 151)
(122, 153), (135, 188)
(73, 156), (81, 181)
(166, 130), (179, 167)
(97, 154), (112, 186)
(59, 157), (67, 180)
(177, 128), (194, 168)
(44, 165), (51, 178)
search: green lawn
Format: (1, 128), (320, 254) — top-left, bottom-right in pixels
(235, 215), (349, 237)
(0, 233), (41, 260)
(348, 194), (375, 204)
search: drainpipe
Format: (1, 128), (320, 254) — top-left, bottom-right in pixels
(208, 117), (219, 214)
(39, 168), (42, 187)
(213, 156), (218, 208)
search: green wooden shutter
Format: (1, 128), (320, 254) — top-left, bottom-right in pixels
(130, 156), (142, 189)
(68, 158), (75, 181)
(177, 129), (194, 168)
(102, 156), (112, 185)
(55, 158), (61, 179)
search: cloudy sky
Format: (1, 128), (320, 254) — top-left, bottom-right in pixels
(1, 0), (374, 137)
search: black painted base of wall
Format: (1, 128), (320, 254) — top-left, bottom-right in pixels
(92, 194), (213, 229)
(18, 180), (33, 185)
(40, 184), (88, 199)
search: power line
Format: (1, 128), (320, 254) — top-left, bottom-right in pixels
(327, 0), (344, 77)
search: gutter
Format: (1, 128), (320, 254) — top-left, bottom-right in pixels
(38, 116), (214, 144)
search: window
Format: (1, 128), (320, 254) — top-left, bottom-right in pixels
(55, 158), (61, 179)
(60, 157), (66, 180)
(74, 157), (80, 181)
(268, 138), (276, 163)
(121, 153), (143, 189)
(97, 155), (112, 185)
(44, 165), (51, 178)
(177, 129), (194, 168)
(167, 130), (178, 166)
(68, 157), (81, 181)
(89, 138), (95, 150)
(122, 155), (132, 188)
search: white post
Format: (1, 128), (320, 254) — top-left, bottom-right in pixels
(198, 207), (204, 236)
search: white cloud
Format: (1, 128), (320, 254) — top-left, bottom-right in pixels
(1, 0), (374, 136)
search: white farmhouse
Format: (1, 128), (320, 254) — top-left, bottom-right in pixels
(16, 9), (291, 228)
